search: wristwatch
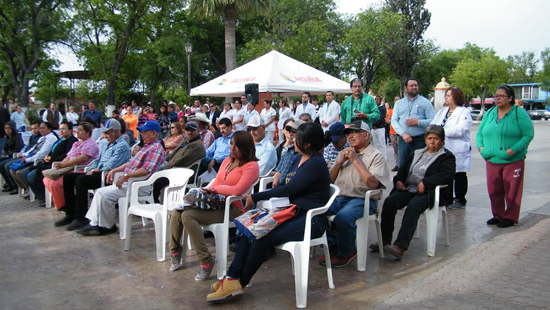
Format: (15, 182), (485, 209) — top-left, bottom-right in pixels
(124, 173), (129, 179)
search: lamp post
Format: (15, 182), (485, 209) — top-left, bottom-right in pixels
(185, 40), (193, 100)
(334, 59), (340, 78)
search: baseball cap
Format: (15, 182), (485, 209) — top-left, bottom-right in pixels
(137, 120), (161, 133)
(246, 115), (265, 128)
(343, 120), (371, 135)
(285, 119), (305, 131)
(101, 118), (121, 133)
(328, 122), (345, 142)
(185, 121), (198, 131)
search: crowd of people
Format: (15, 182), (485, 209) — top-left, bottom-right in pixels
(0, 79), (535, 303)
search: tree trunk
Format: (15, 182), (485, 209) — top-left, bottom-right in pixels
(1, 84), (11, 105)
(224, 3), (237, 73)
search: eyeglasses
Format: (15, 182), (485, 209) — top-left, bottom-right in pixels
(170, 126), (176, 129)
(494, 94), (509, 98)
(210, 105), (215, 108)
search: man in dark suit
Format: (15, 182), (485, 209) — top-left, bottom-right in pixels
(205, 103), (221, 130)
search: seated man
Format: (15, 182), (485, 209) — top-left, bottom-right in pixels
(75, 121), (166, 236)
(322, 120), (390, 267)
(153, 121), (206, 202)
(191, 113), (215, 150)
(57, 119), (131, 230)
(323, 122), (349, 169)
(198, 118), (233, 176)
(246, 115), (277, 176)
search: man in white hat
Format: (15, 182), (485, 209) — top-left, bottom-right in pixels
(246, 115), (277, 176)
(191, 113), (215, 149)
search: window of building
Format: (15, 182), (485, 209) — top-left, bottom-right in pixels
(523, 86), (531, 99)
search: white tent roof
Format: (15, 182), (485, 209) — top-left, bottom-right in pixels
(190, 50), (350, 97)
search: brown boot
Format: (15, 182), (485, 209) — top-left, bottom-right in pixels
(206, 278), (244, 302)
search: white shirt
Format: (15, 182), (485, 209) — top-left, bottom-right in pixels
(66, 111), (79, 125)
(319, 100), (341, 132)
(24, 132), (58, 163)
(294, 102), (317, 121)
(42, 109), (63, 125)
(278, 107), (293, 131)
(232, 108), (246, 131)
(261, 108), (277, 131)
(219, 109), (233, 121)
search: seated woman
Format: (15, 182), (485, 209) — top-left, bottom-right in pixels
(44, 122), (100, 215)
(163, 122), (184, 155)
(206, 122), (330, 302)
(378, 125), (456, 260)
(169, 131), (260, 280)
(0, 121), (24, 192)
(26, 121), (78, 207)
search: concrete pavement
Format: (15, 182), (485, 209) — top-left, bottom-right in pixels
(0, 121), (549, 309)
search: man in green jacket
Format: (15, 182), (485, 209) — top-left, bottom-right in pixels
(340, 78), (380, 127)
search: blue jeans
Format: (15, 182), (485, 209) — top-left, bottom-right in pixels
(26, 168), (45, 200)
(227, 214), (326, 286)
(0, 158), (18, 188)
(398, 135), (426, 168)
(326, 196), (377, 257)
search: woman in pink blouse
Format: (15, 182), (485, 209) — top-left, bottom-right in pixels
(163, 122), (184, 155)
(168, 131), (259, 280)
(44, 122), (100, 211)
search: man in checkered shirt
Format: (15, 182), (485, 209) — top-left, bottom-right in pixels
(76, 121), (166, 236)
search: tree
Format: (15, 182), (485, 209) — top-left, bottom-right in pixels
(0, 0), (71, 106)
(507, 51), (539, 84)
(384, 0), (431, 95)
(540, 47), (550, 92)
(188, 0), (276, 73)
(451, 51), (508, 118)
(71, 0), (150, 106)
(344, 8), (401, 93)
(413, 43), (462, 96)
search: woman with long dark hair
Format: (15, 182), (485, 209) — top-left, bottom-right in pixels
(207, 123), (330, 302)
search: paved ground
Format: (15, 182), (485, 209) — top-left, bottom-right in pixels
(1, 121), (549, 309)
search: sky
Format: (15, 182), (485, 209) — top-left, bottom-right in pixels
(56, 0), (550, 72)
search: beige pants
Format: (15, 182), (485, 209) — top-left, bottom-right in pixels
(169, 207), (241, 265)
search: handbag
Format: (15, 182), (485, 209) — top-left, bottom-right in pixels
(176, 188), (226, 211)
(9, 159), (32, 171)
(42, 165), (76, 180)
(234, 199), (298, 241)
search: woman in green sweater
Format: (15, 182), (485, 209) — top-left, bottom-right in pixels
(476, 85), (534, 228)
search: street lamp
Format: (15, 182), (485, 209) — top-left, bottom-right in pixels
(334, 59), (340, 78)
(185, 40), (193, 99)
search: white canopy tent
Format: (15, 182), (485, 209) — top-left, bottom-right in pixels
(190, 50), (351, 97)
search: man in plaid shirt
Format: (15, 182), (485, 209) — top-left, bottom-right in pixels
(76, 121), (166, 236)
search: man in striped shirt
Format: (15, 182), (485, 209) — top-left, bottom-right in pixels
(76, 121), (166, 236)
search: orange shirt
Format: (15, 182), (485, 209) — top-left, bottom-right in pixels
(385, 108), (396, 135)
(122, 113), (138, 138)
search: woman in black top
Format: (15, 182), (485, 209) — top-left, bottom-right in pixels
(207, 123), (331, 302)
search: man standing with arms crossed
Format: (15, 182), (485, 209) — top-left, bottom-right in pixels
(391, 78), (435, 168)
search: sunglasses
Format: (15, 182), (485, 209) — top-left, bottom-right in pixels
(285, 126), (296, 133)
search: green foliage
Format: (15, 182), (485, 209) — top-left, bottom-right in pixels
(343, 8), (402, 92)
(413, 42), (462, 96)
(538, 48), (550, 91)
(507, 52), (538, 84)
(450, 50), (509, 106)
(156, 85), (189, 106)
(0, 0), (71, 106)
(238, 0), (345, 74)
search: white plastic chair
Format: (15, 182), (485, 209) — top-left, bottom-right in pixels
(327, 189), (383, 271)
(116, 172), (151, 240)
(376, 184), (449, 257)
(275, 183), (339, 309)
(184, 158), (203, 189)
(124, 168), (194, 261)
(182, 179), (258, 280)
(413, 184), (450, 256)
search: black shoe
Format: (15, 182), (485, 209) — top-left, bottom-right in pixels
(57, 206), (65, 212)
(487, 218), (500, 225)
(229, 242), (238, 253)
(2, 187), (14, 192)
(391, 166), (399, 172)
(54, 215), (74, 227)
(67, 219), (89, 231)
(38, 199), (46, 208)
(9, 189), (18, 195)
(497, 219), (514, 228)
(2, 183), (9, 189)
(75, 224), (101, 236)
(203, 231), (214, 238)
(98, 224), (118, 235)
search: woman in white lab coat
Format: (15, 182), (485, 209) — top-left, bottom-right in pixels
(430, 87), (472, 210)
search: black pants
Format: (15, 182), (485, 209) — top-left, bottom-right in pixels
(63, 172), (102, 220)
(380, 191), (430, 250)
(153, 177), (169, 203)
(454, 172), (468, 205)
